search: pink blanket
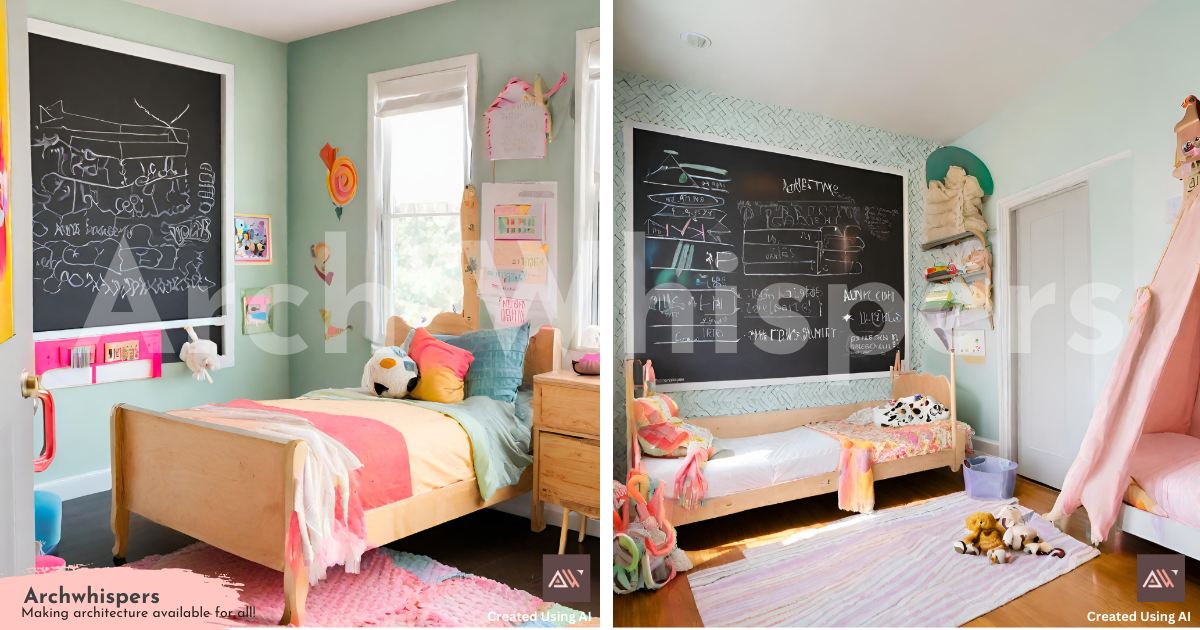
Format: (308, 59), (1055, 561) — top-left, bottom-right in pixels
(809, 419), (971, 513)
(224, 399), (414, 510)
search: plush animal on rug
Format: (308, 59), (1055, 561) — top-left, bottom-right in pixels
(873, 394), (950, 428)
(954, 511), (1011, 564)
(361, 346), (419, 399)
(997, 505), (1066, 557)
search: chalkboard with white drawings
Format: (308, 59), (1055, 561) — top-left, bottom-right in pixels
(29, 33), (223, 334)
(626, 124), (908, 390)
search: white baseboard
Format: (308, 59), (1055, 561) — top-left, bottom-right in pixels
(490, 491), (599, 537)
(35, 468), (112, 501)
(971, 436), (1001, 456)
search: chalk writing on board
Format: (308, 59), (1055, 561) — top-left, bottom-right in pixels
(632, 126), (908, 386)
(864, 206), (899, 241)
(640, 146), (900, 355)
(31, 100), (217, 298)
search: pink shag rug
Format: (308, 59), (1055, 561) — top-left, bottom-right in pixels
(129, 542), (585, 628)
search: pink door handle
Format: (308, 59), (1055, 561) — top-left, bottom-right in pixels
(33, 389), (56, 473)
(22, 373), (56, 473)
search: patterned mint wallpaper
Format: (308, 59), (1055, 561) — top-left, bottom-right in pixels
(613, 70), (942, 473)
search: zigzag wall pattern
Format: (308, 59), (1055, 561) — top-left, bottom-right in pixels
(614, 71), (943, 473)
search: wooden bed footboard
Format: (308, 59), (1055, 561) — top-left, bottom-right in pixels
(110, 404), (311, 624)
(112, 320), (562, 626)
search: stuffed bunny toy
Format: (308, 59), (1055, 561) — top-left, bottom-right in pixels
(180, 327), (221, 383)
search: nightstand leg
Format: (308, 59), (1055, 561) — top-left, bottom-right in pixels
(558, 509), (571, 554)
(531, 428), (545, 532)
(579, 514), (587, 542)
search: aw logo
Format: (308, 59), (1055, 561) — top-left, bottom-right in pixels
(1137, 554), (1184, 602)
(542, 554), (590, 603)
(548, 569), (581, 589)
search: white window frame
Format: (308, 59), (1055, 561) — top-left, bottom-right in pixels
(366, 54), (478, 346)
(571, 28), (601, 350)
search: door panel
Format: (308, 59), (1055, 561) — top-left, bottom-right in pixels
(0, 0), (33, 577)
(1015, 184), (1091, 489)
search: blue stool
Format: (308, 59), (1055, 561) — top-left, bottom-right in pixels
(34, 491), (61, 556)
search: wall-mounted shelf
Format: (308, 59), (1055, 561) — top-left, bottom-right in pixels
(925, 269), (987, 284)
(921, 229), (994, 330)
(921, 231), (985, 251)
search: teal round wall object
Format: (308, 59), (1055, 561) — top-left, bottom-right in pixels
(927, 146), (994, 196)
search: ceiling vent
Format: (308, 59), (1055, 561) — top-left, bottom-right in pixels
(680, 32), (711, 49)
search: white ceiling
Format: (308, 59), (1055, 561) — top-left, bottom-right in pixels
(616, 0), (1155, 143)
(125, 0), (454, 42)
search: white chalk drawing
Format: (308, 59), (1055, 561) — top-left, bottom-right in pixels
(641, 148), (901, 350)
(31, 100), (217, 299)
(738, 200), (865, 277)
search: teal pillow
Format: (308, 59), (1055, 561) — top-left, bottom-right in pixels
(441, 323), (530, 402)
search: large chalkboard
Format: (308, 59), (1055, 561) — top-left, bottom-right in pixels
(29, 32), (224, 334)
(625, 124), (909, 390)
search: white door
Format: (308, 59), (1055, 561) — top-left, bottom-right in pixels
(1014, 184), (1092, 489)
(0, 0), (34, 578)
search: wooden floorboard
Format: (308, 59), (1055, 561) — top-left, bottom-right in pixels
(615, 468), (1200, 627)
(57, 490), (600, 618)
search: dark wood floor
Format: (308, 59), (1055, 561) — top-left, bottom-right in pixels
(58, 491), (600, 618)
(615, 468), (1200, 627)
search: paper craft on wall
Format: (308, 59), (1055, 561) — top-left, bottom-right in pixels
(497, 297), (527, 328)
(479, 182), (557, 320)
(241, 287), (273, 335)
(319, 143), (357, 219)
(311, 242), (333, 285)
(319, 309), (351, 340)
(234, 214), (271, 264)
(484, 73), (566, 160)
(954, 328), (985, 364)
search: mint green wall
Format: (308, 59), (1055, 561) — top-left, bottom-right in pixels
(285, 0), (598, 397)
(947, 0), (1184, 441)
(30, 0), (290, 485)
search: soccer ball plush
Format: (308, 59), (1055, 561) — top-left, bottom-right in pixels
(361, 346), (419, 398)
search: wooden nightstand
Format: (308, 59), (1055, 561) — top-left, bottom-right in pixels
(531, 369), (600, 553)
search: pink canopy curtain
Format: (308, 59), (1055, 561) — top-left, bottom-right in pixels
(1046, 189), (1200, 542)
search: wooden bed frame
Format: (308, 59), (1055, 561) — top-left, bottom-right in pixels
(110, 316), (560, 626)
(624, 359), (967, 526)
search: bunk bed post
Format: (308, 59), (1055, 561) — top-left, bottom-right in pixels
(625, 359), (635, 477)
(949, 340), (961, 472)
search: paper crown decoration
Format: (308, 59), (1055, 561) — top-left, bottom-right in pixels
(319, 143), (357, 219)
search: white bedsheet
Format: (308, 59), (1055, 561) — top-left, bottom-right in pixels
(642, 426), (841, 500)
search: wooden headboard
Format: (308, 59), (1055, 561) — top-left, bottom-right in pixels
(624, 360), (957, 472)
(891, 372), (952, 409)
(385, 315), (561, 386)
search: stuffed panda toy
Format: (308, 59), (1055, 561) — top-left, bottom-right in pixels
(361, 346), (420, 399)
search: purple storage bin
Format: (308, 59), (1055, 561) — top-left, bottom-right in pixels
(963, 456), (1017, 500)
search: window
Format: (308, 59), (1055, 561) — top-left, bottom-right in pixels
(366, 56), (478, 345)
(572, 28), (601, 350)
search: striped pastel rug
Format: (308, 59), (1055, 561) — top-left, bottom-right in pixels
(687, 492), (1099, 627)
